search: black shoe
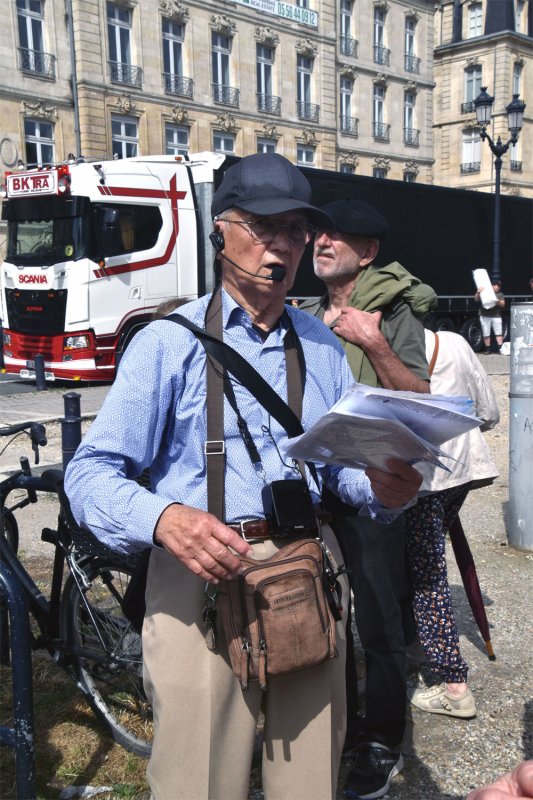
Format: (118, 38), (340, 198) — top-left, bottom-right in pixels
(344, 742), (404, 799)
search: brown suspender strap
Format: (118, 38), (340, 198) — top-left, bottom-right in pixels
(204, 286), (304, 521)
(205, 287), (226, 522)
(428, 331), (440, 377)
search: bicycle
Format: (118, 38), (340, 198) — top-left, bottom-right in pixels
(0, 420), (153, 758)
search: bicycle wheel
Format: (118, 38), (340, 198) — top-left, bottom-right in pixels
(60, 558), (153, 757)
(1, 508), (19, 552)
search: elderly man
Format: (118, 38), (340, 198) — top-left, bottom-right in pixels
(300, 198), (435, 800)
(65, 155), (421, 800)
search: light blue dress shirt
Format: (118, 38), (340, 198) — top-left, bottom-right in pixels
(65, 288), (395, 554)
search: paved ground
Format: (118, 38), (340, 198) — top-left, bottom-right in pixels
(2, 353), (532, 799)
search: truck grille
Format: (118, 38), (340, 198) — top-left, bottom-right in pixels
(5, 288), (67, 336)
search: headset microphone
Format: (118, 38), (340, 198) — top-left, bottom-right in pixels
(209, 230), (285, 283)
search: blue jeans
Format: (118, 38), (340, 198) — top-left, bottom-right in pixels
(325, 492), (407, 749)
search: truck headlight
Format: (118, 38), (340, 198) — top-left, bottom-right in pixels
(2, 332), (10, 345)
(64, 335), (90, 350)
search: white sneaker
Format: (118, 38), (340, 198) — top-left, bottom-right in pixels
(409, 683), (477, 719)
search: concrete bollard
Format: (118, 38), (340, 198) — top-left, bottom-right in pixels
(61, 392), (82, 470)
(508, 302), (533, 551)
(34, 354), (47, 391)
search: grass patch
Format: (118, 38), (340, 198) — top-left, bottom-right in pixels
(0, 653), (149, 799)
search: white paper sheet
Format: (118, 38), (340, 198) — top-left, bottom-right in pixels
(281, 383), (482, 472)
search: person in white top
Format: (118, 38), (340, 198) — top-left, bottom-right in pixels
(405, 329), (499, 718)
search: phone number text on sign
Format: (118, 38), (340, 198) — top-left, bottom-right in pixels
(276, 2), (318, 26)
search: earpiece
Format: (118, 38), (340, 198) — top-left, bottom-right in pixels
(209, 230), (225, 252)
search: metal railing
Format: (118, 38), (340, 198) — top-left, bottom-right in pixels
(109, 61), (143, 87)
(404, 54), (420, 73)
(404, 127), (420, 146)
(339, 36), (358, 58)
(213, 84), (240, 107)
(373, 45), (391, 66)
(163, 73), (194, 98)
(296, 102), (320, 122)
(460, 162), (481, 173)
(257, 94), (282, 115)
(373, 121), (390, 141)
(19, 47), (55, 79)
(340, 116), (359, 136)
(461, 100), (476, 113)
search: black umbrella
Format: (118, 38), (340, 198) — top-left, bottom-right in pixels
(449, 515), (496, 660)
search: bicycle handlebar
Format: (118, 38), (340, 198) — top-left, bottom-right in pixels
(0, 421), (47, 446)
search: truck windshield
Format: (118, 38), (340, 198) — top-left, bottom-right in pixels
(6, 217), (85, 266)
(3, 195), (89, 267)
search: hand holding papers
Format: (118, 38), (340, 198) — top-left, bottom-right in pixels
(282, 383), (482, 472)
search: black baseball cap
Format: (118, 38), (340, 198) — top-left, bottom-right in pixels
(319, 198), (390, 241)
(211, 153), (333, 229)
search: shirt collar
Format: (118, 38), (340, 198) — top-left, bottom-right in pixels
(221, 286), (290, 342)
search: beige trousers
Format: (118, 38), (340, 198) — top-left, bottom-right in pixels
(142, 525), (349, 800)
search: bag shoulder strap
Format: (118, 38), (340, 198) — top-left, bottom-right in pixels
(428, 331), (439, 377)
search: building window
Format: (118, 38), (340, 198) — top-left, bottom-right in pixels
(462, 65), (482, 113)
(162, 19), (192, 97)
(296, 0), (309, 6)
(373, 8), (390, 65)
(516, 0), (525, 33)
(513, 63), (522, 95)
(257, 45), (280, 114)
(24, 118), (54, 166)
(257, 138), (276, 154)
(373, 167), (386, 179)
(468, 3), (482, 37)
(404, 171), (416, 183)
(340, 163), (355, 175)
(404, 92), (419, 145)
(340, 77), (357, 135)
(461, 129), (481, 172)
(404, 17), (420, 73)
(212, 32), (238, 106)
(107, 3), (141, 86)
(373, 84), (389, 140)
(165, 124), (189, 156)
(111, 115), (138, 159)
(340, 0), (358, 56)
(17, 0), (55, 78)
(297, 145), (315, 167)
(510, 140), (522, 171)
(297, 55), (319, 121)
(214, 130), (235, 153)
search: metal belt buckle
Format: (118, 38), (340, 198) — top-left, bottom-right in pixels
(238, 518), (267, 542)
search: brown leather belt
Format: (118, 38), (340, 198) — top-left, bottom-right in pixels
(227, 506), (331, 542)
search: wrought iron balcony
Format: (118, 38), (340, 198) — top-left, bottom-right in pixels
(404, 127), (420, 146)
(373, 121), (390, 141)
(339, 36), (358, 58)
(163, 73), (194, 98)
(460, 162), (481, 173)
(213, 84), (240, 107)
(510, 160), (523, 172)
(461, 100), (476, 113)
(373, 45), (391, 66)
(109, 61), (143, 87)
(404, 54), (420, 74)
(297, 102), (320, 122)
(340, 115), (359, 136)
(257, 94), (282, 115)
(19, 47), (55, 79)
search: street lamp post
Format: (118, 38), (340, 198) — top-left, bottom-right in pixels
(474, 87), (526, 284)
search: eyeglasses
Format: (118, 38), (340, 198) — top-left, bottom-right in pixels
(222, 217), (316, 246)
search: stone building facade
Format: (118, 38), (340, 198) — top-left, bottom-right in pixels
(0, 0), (434, 184)
(434, 0), (532, 197)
